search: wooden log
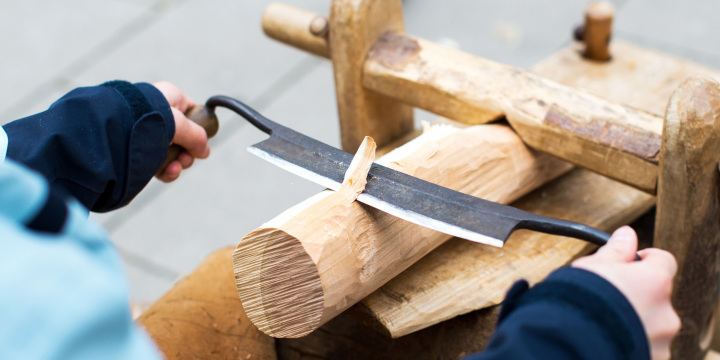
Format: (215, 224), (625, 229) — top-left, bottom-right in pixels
(275, 168), (656, 358)
(655, 76), (720, 360)
(138, 248), (276, 360)
(577, 2), (614, 61)
(233, 123), (572, 338)
(329, 0), (414, 151)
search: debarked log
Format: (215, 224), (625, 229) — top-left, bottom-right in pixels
(232, 123), (573, 338)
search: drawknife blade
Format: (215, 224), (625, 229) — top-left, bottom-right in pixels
(207, 95), (611, 248)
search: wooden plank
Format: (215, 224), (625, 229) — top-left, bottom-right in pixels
(328, 0), (414, 151)
(138, 248), (276, 360)
(276, 168), (655, 358)
(531, 40), (720, 116)
(655, 76), (720, 360)
(233, 123), (572, 338)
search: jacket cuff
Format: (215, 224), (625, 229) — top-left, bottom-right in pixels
(134, 82), (175, 143)
(499, 267), (650, 360)
(0, 126), (7, 162)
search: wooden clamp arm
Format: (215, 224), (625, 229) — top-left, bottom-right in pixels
(262, 3), (662, 194)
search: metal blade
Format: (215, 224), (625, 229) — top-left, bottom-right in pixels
(207, 95), (611, 248)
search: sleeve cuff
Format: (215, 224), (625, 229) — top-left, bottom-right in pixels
(0, 125), (8, 162)
(500, 267), (650, 360)
(134, 82), (176, 143)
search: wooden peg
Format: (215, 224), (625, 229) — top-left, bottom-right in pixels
(577, 2), (615, 61)
(655, 76), (720, 359)
(329, 0), (414, 152)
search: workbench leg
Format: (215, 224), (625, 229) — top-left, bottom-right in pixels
(329, 0), (414, 151)
(655, 76), (720, 360)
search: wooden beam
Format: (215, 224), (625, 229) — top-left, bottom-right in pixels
(138, 248), (276, 360)
(233, 123), (572, 338)
(363, 32), (662, 193)
(655, 76), (720, 360)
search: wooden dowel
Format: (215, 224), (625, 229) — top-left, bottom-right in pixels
(233, 123), (572, 338)
(262, 3), (330, 58)
(580, 2), (615, 61)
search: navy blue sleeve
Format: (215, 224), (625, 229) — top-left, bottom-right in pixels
(2, 81), (175, 212)
(466, 267), (650, 360)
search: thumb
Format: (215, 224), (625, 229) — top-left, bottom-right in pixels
(593, 226), (638, 263)
(172, 108), (210, 159)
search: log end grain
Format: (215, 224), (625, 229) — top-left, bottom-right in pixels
(233, 228), (324, 338)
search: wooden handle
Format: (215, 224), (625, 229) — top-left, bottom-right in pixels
(156, 105), (219, 176)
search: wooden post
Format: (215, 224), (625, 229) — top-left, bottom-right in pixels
(655, 76), (720, 360)
(329, 0), (414, 151)
(576, 2), (614, 61)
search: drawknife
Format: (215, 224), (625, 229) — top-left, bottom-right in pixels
(201, 95), (612, 248)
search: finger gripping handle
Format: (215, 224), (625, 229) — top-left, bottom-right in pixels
(156, 105), (219, 176)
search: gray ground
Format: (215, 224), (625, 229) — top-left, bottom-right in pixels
(2, 0), (719, 302)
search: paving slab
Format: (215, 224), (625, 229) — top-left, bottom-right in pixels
(403, 0), (589, 68)
(615, 0), (720, 68)
(0, 0), (151, 121)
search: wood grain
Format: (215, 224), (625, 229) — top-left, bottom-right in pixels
(138, 248), (276, 360)
(655, 76), (720, 360)
(233, 123), (572, 338)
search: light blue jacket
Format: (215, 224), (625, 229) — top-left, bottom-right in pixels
(0, 159), (161, 359)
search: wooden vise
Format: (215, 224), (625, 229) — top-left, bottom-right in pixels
(139, 2), (720, 360)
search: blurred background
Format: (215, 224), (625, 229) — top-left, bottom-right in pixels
(2, 0), (719, 302)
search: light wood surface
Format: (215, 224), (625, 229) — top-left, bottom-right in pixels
(138, 248), (276, 360)
(233, 123), (572, 338)
(328, 0), (414, 152)
(655, 77), (720, 360)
